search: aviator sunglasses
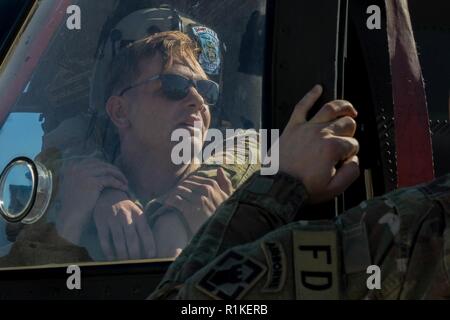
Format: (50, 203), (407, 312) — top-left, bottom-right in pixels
(119, 73), (220, 106)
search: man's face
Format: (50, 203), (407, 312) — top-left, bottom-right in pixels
(122, 53), (211, 156)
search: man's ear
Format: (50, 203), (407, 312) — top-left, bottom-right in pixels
(106, 96), (131, 129)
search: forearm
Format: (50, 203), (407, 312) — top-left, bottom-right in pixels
(152, 210), (189, 258)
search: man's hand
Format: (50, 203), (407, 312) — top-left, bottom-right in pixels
(93, 189), (156, 261)
(278, 85), (360, 203)
(56, 158), (128, 245)
(164, 168), (233, 234)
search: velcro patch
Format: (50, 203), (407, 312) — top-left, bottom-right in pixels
(293, 229), (341, 299)
(196, 250), (266, 300)
(342, 222), (372, 274)
(261, 241), (287, 292)
(191, 26), (221, 75)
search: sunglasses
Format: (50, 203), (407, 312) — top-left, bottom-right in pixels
(119, 74), (220, 106)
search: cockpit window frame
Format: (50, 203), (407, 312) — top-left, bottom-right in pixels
(0, 0), (272, 284)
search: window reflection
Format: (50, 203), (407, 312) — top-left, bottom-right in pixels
(0, 113), (43, 251)
(0, 1), (266, 267)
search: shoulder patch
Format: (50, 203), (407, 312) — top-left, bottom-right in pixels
(191, 26), (221, 76)
(196, 250), (266, 300)
(293, 229), (341, 299)
(261, 241), (287, 292)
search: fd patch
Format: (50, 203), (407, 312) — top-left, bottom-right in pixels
(196, 250), (267, 300)
(293, 229), (341, 299)
(261, 241), (287, 292)
(191, 26), (221, 76)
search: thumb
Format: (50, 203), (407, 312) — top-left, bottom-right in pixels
(286, 85), (323, 128)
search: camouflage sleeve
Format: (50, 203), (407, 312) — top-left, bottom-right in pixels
(146, 129), (262, 257)
(152, 174), (450, 300)
(147, 128), (261, 231)
(149, 171), (309, 299)
(338, 175), (450, 299)
(147, 161), (261, 237)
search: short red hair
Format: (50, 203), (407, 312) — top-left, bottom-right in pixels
(106, 31), (207, 98)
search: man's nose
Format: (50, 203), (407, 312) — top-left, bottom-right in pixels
(183, 86), (205, 111)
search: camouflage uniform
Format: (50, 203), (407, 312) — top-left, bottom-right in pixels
(150, 171), (450, 300)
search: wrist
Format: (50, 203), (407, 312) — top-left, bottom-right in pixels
(239, 171), (309, 223)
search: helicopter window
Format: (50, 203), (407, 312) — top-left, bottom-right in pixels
(0, 0), (267, 268)
(0, 112), (44, 250)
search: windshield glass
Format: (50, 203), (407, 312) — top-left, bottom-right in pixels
(0, 0), (266, 268)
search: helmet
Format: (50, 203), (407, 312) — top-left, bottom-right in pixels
(89, 5), (224, 116)
(87, 5), (225, 160)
